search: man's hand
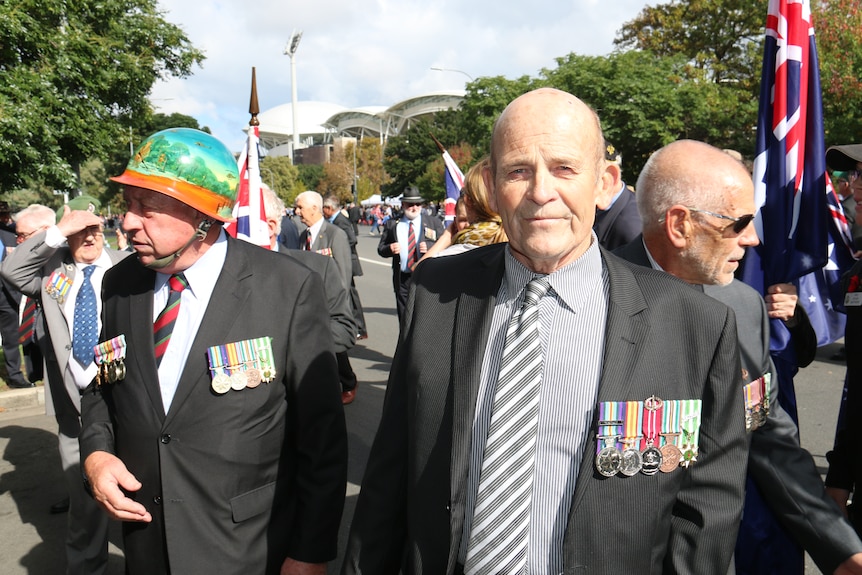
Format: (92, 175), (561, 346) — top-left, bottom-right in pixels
(418, 241), (429, 254)
(765, 283), (799, 324)
(84, 451), (152, 522)
(389, 242), (401, 254)
(280, 557), (326, 575)
(835, 553), (862, 574)
(56, 206), (103, 238)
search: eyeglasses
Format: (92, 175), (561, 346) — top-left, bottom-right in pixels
(687, 207), (755, 234)
(15, 229), (39, 241)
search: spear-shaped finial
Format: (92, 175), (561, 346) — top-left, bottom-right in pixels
(249, 67), (260, 127)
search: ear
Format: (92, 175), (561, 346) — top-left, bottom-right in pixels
(666, 205), (693, 248)
(595, 162), (621, 210)
(483, 162), (497, 214)
(267, 218), (279, 238)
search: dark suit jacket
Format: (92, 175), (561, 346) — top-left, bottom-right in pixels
(343, 242), (747, 575)
(1, 231), (129, 437)
(80, 236), (347, 575)
(616, 237), (862, 574)
(593, 185), (642, 251)
(299, 220), (352, 291)
(277, 244), (355, 353)
(330, 212), (363, 277)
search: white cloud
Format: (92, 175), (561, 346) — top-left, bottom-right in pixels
(152, 0), (649, 152)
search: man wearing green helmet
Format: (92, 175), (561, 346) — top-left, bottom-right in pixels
(79, 128), (347, 575)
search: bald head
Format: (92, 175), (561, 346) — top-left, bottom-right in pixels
(484, 88), (618, 273)
(636, 140), (759, 285)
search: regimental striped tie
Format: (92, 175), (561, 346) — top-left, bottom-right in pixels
(305, 232), (312, 251)
(465, 276), (550, 575)
(406, 221), (417, 268)
(72, 266), (98, 364)
(153, 274), (188, 366)
(18, 296), (37, 345)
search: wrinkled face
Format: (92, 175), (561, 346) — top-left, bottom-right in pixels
(401, 202), (422, 221)
(14, 217), (48, 245)
(122, 187), (200, 268)
(680, 181), (759, 286)
(486, 91), (614, 273)
(67, 225), (104, 264)
(322, 204), (337, 220)
(294, 196), (321, 227)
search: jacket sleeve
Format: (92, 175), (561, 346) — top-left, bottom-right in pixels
(0, 230), (57, 298)
(321, 257), (356, 353)
(666, 306), (749, 575)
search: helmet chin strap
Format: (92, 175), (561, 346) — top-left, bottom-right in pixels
(145, 219), (214, 270)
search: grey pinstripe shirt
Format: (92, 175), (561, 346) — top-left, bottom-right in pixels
(459, 239), (609, 574)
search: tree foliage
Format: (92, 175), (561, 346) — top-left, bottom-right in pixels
(260, 155), (302, 208)
(815, 0), (862, 144)
(0, 0), (204, 192)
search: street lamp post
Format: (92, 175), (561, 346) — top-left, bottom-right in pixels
(430, 66), (474, 82)
(284, 30), (303, 157)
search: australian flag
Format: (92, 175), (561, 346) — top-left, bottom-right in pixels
(226, 124), (271, 249)
(737, 1), (838, 574)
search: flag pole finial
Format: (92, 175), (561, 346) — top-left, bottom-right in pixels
(249, 67), (260, 127)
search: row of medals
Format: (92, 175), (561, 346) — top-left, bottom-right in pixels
(211, 364), (276, 394)
(96, 360), (126, 387)
(595, 436), (687, 477)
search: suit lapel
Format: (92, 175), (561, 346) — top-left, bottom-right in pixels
(164, 239), (252, 425)
(567, 253), (649, 520)
(448, 246), (505, 561)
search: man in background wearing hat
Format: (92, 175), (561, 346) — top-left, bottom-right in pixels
(832, 169), (862, 251)
(593, 139), (642, 250)
(377, 186), (444, 322)
(79, 128), (346, 575)
(2, 197), (129, 574)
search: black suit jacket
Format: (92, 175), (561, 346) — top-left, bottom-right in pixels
(330, 212), (363, 277)
(593, 185), (642, 251)
(616, 237), (862, 574)
(80, 236), (347, 575)
(343, 243), (747, 575)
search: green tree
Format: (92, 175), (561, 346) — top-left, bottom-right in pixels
(815, 0), (862, 144)
(261, 155), (302, 208)
(355, 138), (390, 203)
(455, 75), (540, 155)
(295, 164), (324, 194)
(318, 145), (353, 201)
(614, 0), (763, 89)
(0, 0), (204, 192)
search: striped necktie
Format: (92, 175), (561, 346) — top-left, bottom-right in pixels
(153, 274), (188, 366)
(72, 265), (98, 364)
(465, 276), (550, 574)
(305, 232), (312, 251)
(406, 221), (417, 268)
(18, 296), (37, 345)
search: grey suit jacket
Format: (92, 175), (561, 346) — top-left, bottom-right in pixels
(343, 242), (748, 575)
(80, 236), (347, 575)
(0, 230), (129, 436)
(616, 236), (862, 574)
(300, 220), (352, 291)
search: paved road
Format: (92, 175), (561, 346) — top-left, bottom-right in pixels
(0, 227), (849, 573)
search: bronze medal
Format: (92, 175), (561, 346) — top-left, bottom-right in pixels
(245, 368), (262, 389)
(659, 443), (682, 472)
(116, 360), (126, 381)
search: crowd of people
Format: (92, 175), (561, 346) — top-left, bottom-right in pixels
(1, 88), (861, 575)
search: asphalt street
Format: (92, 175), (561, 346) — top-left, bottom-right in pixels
(0, 227), (849, 574)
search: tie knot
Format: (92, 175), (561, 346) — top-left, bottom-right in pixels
(82, 265), (96, 279)
(168, 274), (188, 293)
(523, 276), (550, 305)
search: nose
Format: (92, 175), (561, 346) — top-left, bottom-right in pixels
(526, 167), (554, 205)
(739, 219), (760, 248)
(123, 210), (143, 231)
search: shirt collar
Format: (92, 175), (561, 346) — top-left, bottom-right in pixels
(155, 228), (228, 298)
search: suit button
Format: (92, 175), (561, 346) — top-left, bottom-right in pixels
(160, 434), (171, 444)
(153, 496), (162, 505)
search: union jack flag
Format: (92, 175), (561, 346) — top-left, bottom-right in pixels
(226, 124), (271, 249)
(442, 149), (465, 222)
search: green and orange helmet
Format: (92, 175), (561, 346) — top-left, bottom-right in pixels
(111, 128), (239, 222)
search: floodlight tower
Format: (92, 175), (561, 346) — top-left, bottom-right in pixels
(283, 30), (303, 155)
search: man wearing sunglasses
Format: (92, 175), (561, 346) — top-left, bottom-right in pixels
(616, 139), (862, 575)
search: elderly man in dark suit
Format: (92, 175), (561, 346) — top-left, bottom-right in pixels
(615, 139), (862, 575)
(323, 194), (368, 340)
(377, 186), (444, 322)
(79, 128), (346, 575)
(592, 139), (642, 250)
(296, 190), (358, 404)
(344, 89), (748, 575)
(3, 199), (129, 574)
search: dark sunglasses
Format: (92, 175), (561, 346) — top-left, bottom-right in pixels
(687, 207), (755, 234)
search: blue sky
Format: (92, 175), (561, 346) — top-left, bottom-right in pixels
(150, 0), (650, 153)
